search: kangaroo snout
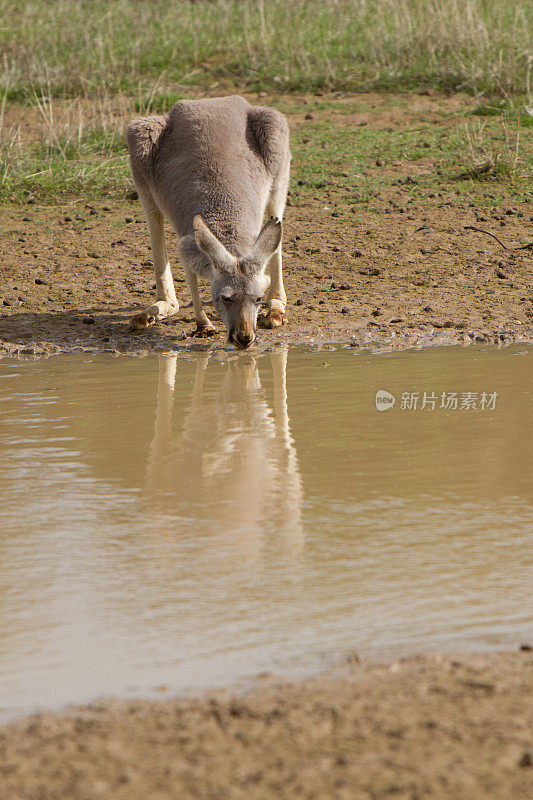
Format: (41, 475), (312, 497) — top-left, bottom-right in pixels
(230, 323), (256, 349)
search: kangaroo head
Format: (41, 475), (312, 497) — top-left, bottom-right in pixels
(193, 215), (281, 349)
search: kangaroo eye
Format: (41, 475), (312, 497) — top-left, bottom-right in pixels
(255, 296), (264, 304)
(221, 295), (233, 303)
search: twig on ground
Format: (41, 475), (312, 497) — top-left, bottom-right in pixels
(464, 226), (533, 251)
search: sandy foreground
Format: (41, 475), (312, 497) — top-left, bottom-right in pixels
(0, 652), (532, 799)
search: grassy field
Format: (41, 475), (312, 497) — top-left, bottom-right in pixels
(1, 92), (531, 207)
(0, 0), (531, 205)
(1, 0), (531, 98)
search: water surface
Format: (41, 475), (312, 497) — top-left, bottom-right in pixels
(0, 345), (531, 720)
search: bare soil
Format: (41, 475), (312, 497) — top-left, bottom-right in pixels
(1, 197), (531, 357)
(1, 652), (532, 800)
(1, 93), (532, 357)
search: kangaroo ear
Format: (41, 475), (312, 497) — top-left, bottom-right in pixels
(244, 217), (282, 273)
(193, 215), (235, 271)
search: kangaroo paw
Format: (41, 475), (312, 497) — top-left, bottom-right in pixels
(129, 311), (156, 331)
(191, 324), (217, 338)
(258, 308), (285, 329)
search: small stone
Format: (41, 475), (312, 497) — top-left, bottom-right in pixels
(125, 217), (134, 223)
(496, 269), (508, 279)
(376, 158), (384, 166)
(518, 751), (532, 768)
(295, 299), (303, 306)
(520, 644), (532, 651)
(35, 278), (46, 285)
(341, 307), (349, 314)
(304, 113), (313, 120)
(82, 317), (95, 324)
(371, 309), (383, 317)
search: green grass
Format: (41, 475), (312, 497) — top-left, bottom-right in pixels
(0, 0), (531, 98)
(0, 0), (531, 208)
(290, 116), (532, 207)
(0, 125), (132, 202)
(1, 97), (531, 206)
(468, 98), (533, 127)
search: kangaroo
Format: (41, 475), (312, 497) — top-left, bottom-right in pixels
(126, 95), (291, 348)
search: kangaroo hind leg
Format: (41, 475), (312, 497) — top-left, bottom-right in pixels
(130, 191), (180, 331)
(259, 159), (290, 330)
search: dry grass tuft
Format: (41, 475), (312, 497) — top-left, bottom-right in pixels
(461, 114), (522, 179)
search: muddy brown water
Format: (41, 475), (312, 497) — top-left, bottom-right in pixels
(0, 345), (531, 721)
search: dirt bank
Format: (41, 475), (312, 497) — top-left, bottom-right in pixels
(1, 92), (531, 357)
(1, 197), (531, 358)
(1, 651), (532, 799)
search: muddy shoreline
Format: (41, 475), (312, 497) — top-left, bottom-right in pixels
(1, 651), (531, 799)
(1, 201), (531, 359)
(1, 201), (531, 358)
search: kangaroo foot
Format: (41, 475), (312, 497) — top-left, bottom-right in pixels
(258, 308), (285, 329)
(191, 324), (217, 338)
(129, 311), (156, 331)
(129, 302), (180, 332)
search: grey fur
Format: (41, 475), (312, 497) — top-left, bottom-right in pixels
(127, 95), (291, 347)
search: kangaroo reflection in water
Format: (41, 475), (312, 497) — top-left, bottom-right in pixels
(144, 348), (304, 558)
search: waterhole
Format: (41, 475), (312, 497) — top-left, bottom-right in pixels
(0, 345), (531, 720)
